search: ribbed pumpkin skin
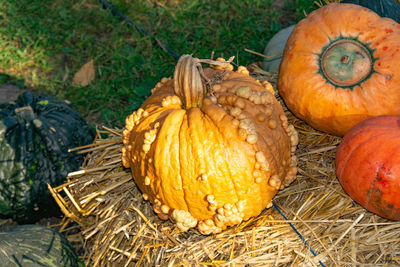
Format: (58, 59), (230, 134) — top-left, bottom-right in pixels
(122, 56), (298, 234)
(336, 115), (400, 220)
(278, 3), (400, 136)
(0, 224), (79, 267)
(0, 92), (94, 223)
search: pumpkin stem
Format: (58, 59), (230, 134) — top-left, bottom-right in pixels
(174, 54), (234, 109)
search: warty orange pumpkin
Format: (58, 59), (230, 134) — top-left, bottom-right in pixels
(122, 55), (298, 234)
(278, 3), (400, 136)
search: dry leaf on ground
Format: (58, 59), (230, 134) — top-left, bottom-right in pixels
(73, 60), (95, 87)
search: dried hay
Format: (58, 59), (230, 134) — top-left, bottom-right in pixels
(50, 65), (400, 266)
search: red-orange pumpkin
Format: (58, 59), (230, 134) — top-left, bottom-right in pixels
(336, 115), (400, 220)
(278, 3), (400, 136)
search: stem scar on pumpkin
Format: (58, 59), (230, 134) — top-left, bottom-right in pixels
(316, 35), (378, 91)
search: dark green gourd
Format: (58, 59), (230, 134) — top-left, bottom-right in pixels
(342, 0), (400, 23)
(0, 224), (79, 267)
(0, 92), (94, 223)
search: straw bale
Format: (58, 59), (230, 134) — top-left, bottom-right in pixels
(50, 65), (400, 266)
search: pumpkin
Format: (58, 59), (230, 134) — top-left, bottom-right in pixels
(0, 92), (94, 223)
(0, 224), (79, 267)
(122, 55), (298, 235)
(336, 115), (400, 220)
(278, 3), (400, 136)
(262, 25), (295, 73)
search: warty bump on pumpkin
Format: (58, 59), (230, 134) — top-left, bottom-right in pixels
(122, 55), (298, 235)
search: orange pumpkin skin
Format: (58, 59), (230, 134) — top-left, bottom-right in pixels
(122, 55), (298, 234)
(336, 115), (400, 220)
(278, 3), (400, 136)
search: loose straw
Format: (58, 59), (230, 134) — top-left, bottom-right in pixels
(273, 202), (326, 267)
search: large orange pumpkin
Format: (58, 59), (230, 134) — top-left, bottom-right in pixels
(336, 115), (400, 220)
(122, 55), (298, 234)
(278, 3), (400, 136)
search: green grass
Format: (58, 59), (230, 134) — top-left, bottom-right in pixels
(0, 0), (318, 127)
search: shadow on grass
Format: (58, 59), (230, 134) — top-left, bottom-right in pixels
(0, 73), (28, 104)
